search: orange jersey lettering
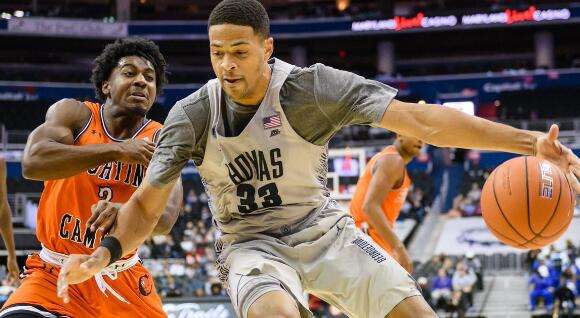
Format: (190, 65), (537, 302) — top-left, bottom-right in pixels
(36, 101), (162, 256)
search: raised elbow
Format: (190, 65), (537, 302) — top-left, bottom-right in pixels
(21, 157), (42, 180)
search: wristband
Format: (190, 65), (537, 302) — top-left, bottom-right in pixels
(99, 236), (122, 266)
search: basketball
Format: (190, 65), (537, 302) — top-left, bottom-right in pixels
(481, 156), (575, 249)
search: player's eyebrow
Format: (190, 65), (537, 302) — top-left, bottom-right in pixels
(119, 62), (155, 73)
(210, 40), (250, 47)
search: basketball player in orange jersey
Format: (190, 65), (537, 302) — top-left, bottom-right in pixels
(0, 38), (183, 318)
(0, 158), (19, 283)
(350, 134), (423, 273)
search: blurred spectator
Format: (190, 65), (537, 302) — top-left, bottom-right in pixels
(431, 268), (453, 308)
(464, 251), (483, 290)
(524, 241), (580, 314)
(529, 265), (554, 311)
(553, 276), (576, 317)
(452, 262), (476, 307)
(206, 277), (225, 297)
(399, 186), (427, 223)
(141, 183), (221, 298)
(417, 276), (434, 309)
(442, 257), (456, 276)
(446, 290), (469, 318)
(0, 277), (17, 307)
(565, 240), (577, 262)
(526, 249), (542, 272)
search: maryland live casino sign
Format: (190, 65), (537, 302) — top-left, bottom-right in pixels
(352, 6), (574, 32)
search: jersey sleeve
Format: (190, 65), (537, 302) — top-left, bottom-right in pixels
(147, 102), (196, 187)
(313, 63), (397, 127)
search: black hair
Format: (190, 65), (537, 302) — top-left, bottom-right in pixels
(208, 0), (270, 38)
(91, 37), (168, 101)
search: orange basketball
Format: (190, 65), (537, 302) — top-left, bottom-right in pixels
(481, 156), (574, 249)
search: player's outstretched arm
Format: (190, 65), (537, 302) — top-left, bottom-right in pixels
(0, 158), (19, 281)
(151, 177), (183, 235)
(108, 178), (177, 256)
(381, 100), (580, 193)
(57, 178), (176, 303)
(22, 99), (155, 180)
(362, 154), (413, 273)
(381, 100), (540, 154)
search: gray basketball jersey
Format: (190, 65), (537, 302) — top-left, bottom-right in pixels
(197, 59), (331, 234)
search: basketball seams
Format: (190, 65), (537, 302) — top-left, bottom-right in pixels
(485, 220), (527, 248)
(519, 160), (566, 246)
(524, 157), (537, 235)
(481, 169), (525, 247)
(491, 165), (531, 243)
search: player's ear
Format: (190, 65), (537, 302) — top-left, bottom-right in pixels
(101, 81), (111, 96)
(264, 37), (274, 61)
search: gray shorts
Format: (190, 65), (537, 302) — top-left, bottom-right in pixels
(216, 203), (421, 318)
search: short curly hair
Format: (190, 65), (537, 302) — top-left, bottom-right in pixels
(91, 37), (168, 101)
(209, 0), (270, 39)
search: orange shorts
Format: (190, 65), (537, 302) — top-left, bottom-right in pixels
(1, 254), (165, 318)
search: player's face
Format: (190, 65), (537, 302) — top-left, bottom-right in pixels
(398, 135), (424, 157)
(209, 24), (273, 105)
(102, 56), (157, 116)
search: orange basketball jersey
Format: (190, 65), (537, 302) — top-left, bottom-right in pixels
(36, 101), (162, 257)
(350, 145), (411, 229)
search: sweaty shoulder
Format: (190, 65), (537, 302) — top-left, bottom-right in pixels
(373, 153), (406, 188)
(280, 63), (397, 146)
(46, 98), (92, 135)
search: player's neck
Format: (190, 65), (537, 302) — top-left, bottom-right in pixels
(102, 102), (147, 139)
(394, 143), (413, 164)
(230, 64), (272, 107)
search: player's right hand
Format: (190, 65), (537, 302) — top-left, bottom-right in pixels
(57, 249), (109, 304)
(393, 245), (413, 274)
(536, 124), (580, 194)
(87, 200), (122, 233)
(115, 139), (155, 165)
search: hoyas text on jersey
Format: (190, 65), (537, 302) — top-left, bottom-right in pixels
(226, 148), (283, 185)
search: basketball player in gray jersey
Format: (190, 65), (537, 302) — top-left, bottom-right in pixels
(58, 0), (580, 317)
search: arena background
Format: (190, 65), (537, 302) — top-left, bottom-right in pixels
(0, 1), (579, 317)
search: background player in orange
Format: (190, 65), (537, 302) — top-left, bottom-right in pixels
(0, 158), (19, 283)
(350, 134), (423, 273)
(0, 37), (182, 318)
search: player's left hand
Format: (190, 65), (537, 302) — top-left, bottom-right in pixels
(57, 250), (109, 303)
(536, 124), (580, 194)
(6, 255), (20, 282)
(87, 200), (122, 234)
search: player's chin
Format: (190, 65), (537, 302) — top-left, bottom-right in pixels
(224, 86), (244, 99)
(123, 102), (150, 117)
